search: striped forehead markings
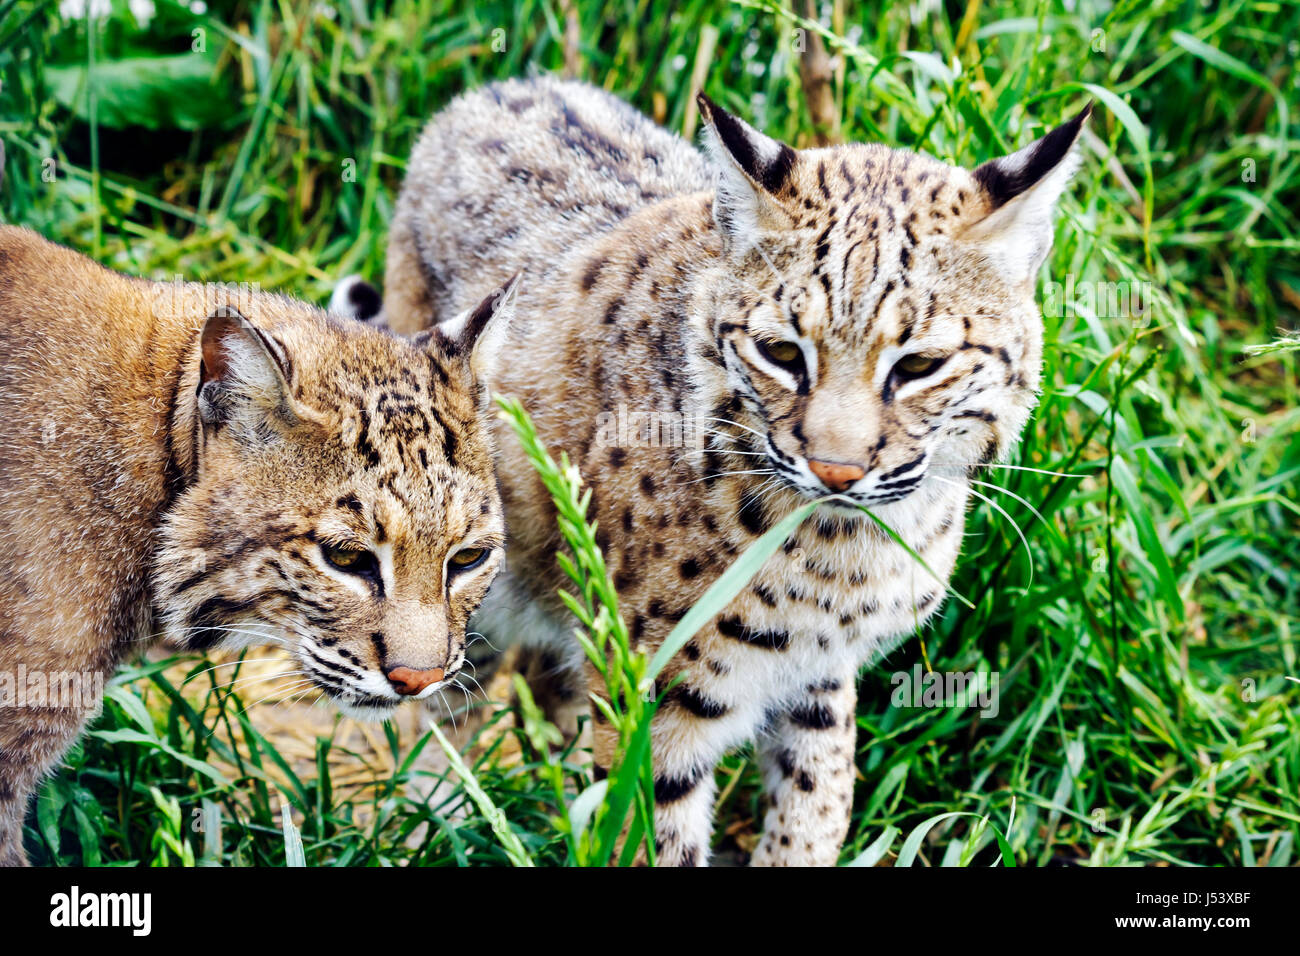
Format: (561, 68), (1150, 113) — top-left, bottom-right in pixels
(346, 361), (477, 477)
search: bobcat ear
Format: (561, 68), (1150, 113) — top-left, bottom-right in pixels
(696, 92), (798, 251)
(198, 305), (294, 429)
(964, 103), (1092, 281)
(433, 273), (520, 382)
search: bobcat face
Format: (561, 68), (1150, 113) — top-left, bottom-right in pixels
(698, 95), (1087, 512)
(154, 287), (512, 720)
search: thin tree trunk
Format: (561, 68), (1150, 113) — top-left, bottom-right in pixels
(795, 0), (842, 145)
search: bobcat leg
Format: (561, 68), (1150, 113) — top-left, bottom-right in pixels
(588, 668), (716, 867)
(0, 704), (90, 866)
(648, 712), (717, 867)
(751, 673), (857, 866)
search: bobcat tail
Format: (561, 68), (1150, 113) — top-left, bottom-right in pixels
(329, 274), (384, 323)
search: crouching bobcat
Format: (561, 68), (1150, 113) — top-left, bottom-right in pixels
(345, 77), (1088, 865)
(0, 227), (512, 865)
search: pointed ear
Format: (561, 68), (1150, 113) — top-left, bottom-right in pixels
(433, 273), (520, 382)
(197, 305), (295, 429)
(963, 103), (1092, 281)
(696, 92), (798, 251)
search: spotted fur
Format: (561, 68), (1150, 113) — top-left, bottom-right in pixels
(367, 77), (1087, 865)
(0, 228), (510, 864)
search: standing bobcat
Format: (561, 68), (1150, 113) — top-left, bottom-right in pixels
(0, 227), (511, 865)
(350, 77), (1087, 865)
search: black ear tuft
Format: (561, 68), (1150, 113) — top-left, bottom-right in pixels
(973, 103), (1092, 207)
(435, 272), (521, 359)
(452, 292), (499, 358)
(697, 91), (797, 195)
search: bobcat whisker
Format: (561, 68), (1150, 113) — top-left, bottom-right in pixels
(687, 468), (776, 485)
(171, 624), (300, 662)
(435, 688), (459, 731)
(236, 679), (321, 716)
(261, 685), (327, 714)
(931, 461), (1087, 479)
(140, 623), (294, 647)
(465, 631), (502, 654)
(217, 671), (314, 696)
(696, 427), (745, 441)
(929, 474), (1035, 585)
(693, 436), (763, 455)
(686, 443), (769, 460)
(296, 660), (353, 698)
(742, 472), (782, 499)
(670, 447), (769, 471)
(451, 678), (475, 710)
(740, 476), (786, 515)
(967, 478), (1057, 533)
(684, 416), (769, 442)
(210, 669), (309, 694)
(694, 423), (759, 442)
(691, 423), (745, 440)
(691, 429), (764, 452)
(180, 656), (273, 685)
(456, 671), (487, 698)
(280, 685), (326, 709)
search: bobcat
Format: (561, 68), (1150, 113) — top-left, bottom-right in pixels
(0, 227), (511, 865)
(346, 77), (1087, 865)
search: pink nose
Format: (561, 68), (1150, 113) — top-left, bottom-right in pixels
(386, 666), (445, 696)
(808, 460), (865, 492)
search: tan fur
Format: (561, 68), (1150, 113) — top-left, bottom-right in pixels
(366, 76), (1086, 865)
(0, 228), (507, 864)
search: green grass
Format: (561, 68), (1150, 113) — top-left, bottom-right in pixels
(2, 0), (1297, 866)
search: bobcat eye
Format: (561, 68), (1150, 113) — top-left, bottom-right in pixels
(756, 339), (805, 374)
(322, 543), (378, 577)
(449, 547), (489, 572)
(892, 354), (947, 381)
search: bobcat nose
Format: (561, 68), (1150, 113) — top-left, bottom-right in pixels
(386, 666), (446, 696)
(808, 459), (866, 493)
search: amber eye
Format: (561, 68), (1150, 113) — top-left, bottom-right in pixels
(322, 543), (378, 577)
(449, 547), (489, 572)
(892, 354), (947, 380)
(757, 339), (805, 373)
